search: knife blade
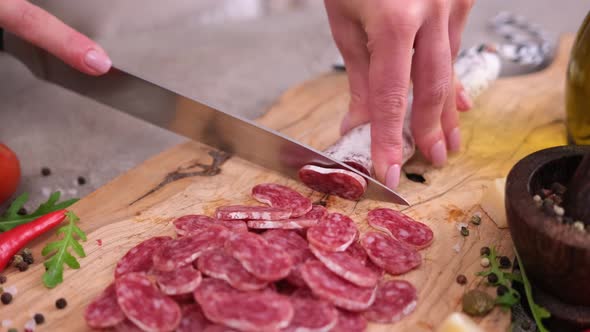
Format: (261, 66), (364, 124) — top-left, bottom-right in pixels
(9, 44), (409, 205)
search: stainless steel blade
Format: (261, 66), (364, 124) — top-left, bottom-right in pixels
(11, 47), (408, 205)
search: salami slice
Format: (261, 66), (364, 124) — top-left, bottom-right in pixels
(203, 324), (239, 332)
(252, 183), (312, 217)
(307, 213), (358, 252)
(114, 236), (172, 278)
(152, 226), (228, 271)
(247, 205), (327, 230)
(299, 260), (376, 311)
(155, 264), (203, 295)
(226, 232), (293, 281)
(113, 320), (144, 332)
(215, 205), (291, 220)
(309, 244), (379, 288)
(84, 283), (125, 329)
(346, 241), (368, 265)
(262, 229), (314, 286)
(115, 273), (181, 332)
(177, 304), (210, 332)
(331, 310), (368, 332)
(197, 249), (268, 291)
(282, 296), (338, 332)
(174, 214), (247, 236)
(194, 278), (294, 332)
(367, 208), (434, 249)
(298, 165), (367, 201)
(363, 280), (418, 324)
(360, 232), (421, 275)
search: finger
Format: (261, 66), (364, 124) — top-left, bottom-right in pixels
(0, 0), (111, 75)
(442, 74), (461, 152)
(410, 9), (452, 168)
(448, 0), (474, 60)
(324, 0), (370, 135)
(455, 75), (473, 111)
(366, 18), (418, 189)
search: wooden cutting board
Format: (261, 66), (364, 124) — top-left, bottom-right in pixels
(1, 35), (573, 331)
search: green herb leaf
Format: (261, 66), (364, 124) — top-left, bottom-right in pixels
(41, 211), (87, 288)
(0, 191), (78, 232)
(495, 289), (521, 308)
(514, 249), (551, 332)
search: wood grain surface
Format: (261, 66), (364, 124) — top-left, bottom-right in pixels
(0, 36), (573, 331)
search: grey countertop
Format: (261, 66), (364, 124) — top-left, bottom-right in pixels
(0, 1), (586, 204)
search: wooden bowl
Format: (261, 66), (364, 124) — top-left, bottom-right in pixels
(506, 145), (590, 307)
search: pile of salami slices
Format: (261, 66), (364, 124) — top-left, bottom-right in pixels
(84, 183), (434, 332)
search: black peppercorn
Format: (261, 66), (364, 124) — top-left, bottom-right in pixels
(41, 167), (51, 176)
(16, 261), (29, 272)
(17, 207), (27, 215)
(0, 275), (6, 284)
(487, 273), (499, 284)
(77, 176), (86, 185)
(499, 256), (512, 269)
(480, 247), (491, 256)
(496, 285), (509, 296)
(456, 274), (467, 285)
(460, 226), (469, 236)
(1, 292), (13, 304)
(33, 313), (45, 324)
(521, 320), (531, 330)
(55, 298), (67, 309)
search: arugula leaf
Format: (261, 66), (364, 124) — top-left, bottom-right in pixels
(514, 248), (551, 332)
(0, 191), (78, 232)
(41, 211), (87, 288)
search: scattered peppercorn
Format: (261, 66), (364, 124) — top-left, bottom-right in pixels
(496, 285), (509, 296)
(16, 261), (29, 272)
(480, 247), (491, 256)
(573, 221), (585, 232)
(532, 195), (542, 207)
(55, 298), (67, 309)
(487, 273), (499, 284)
(1, 292), (13, 304)
(541, 188), (552, 198)
(542, 198), (555, 215)
(77, 176), (87, 185)
(17, 207), (27, 215)
(21, 249), (34, 265)
(470, 215), (481, 225)
(33, 313), (45, 324)
(456, 274), (467, 285)
(460, 226), (469, 237)
(499, 256), (512, 269)
(480, 257), (490, 268)
(11, 254), (23, 267)
(41, 167), (51, 176)
(0, 275), (6, 284)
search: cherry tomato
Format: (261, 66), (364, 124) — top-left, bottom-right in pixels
(0, 143), (21, 205)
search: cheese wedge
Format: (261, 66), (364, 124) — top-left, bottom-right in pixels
(436, 312), (485, 332)
(481, 177), (508, 228)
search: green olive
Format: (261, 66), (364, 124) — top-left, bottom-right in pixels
(462, 289), (495, 316)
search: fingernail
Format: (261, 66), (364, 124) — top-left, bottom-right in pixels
(458, 90), (473, 110)
(430, 140), (447, 167)
(448, 127), (461, 152)
(385, 164), (401, 190)
(84, 49), (112, 74)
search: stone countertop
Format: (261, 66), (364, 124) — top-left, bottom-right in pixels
(0, 0), (586, 208)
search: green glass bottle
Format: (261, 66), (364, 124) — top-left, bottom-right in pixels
(566, 11), (590, 145)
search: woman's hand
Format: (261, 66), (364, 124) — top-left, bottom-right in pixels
(0, 0), (111, 75)
(324, 0), (474, 189)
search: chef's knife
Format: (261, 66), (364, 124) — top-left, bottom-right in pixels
(5, 41), (409, 205)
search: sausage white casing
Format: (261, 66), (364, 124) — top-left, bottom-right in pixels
(299, 47), (502, 200)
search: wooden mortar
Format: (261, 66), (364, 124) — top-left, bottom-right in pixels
(506, 145), (590, 326)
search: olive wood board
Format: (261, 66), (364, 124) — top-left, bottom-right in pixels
(0, 35), (574, 331)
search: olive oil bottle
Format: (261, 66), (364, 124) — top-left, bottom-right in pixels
(566, 11), (590, 144)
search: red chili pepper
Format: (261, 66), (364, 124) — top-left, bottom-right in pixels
(0, 210), (67, 272)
